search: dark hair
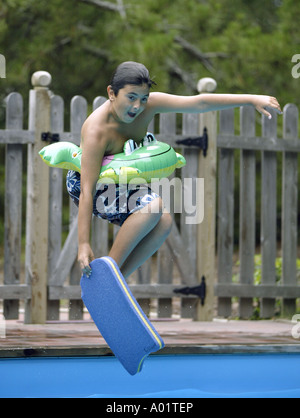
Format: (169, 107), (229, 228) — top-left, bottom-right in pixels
(110, 61), (156, 96)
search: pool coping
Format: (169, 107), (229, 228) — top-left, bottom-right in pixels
(1, 344), (300, 359)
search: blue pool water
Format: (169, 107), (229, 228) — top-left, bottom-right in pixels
(0, 354), (299, 398)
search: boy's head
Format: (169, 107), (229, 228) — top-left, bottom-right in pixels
(109, 61), (156, 96)
(107, 62), (156, 124)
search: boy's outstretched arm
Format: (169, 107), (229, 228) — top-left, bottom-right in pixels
(149, 92), (282, 119)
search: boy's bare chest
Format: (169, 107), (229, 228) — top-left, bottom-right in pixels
(105, 117), (150, 154)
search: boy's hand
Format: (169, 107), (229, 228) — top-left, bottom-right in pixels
(78, 243), (95, 277)
(252, 95), (282, 119)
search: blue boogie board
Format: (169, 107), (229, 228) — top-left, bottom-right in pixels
(80, 257), (164, 375)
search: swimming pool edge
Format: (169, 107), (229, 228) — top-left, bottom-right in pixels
(1, 344), (300, 358)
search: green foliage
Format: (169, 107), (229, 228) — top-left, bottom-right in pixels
(233, 255), (300, 319)
(233, 255), (300, 286)
(0, 0), (300, 125)
(252, 255), (300, 285)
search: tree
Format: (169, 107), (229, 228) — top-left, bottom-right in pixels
(0, 0), (299, 128)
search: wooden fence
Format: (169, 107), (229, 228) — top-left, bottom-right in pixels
(0, 71), (299, 323)
(216, 104), (300, 318)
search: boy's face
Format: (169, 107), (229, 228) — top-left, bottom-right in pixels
(108, 84), (150, 124)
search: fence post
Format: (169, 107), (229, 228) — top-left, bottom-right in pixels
(25, 71), (51, 324)
(196, 78), (217, 321)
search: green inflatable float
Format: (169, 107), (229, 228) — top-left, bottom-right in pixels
(39, 133), (186, 184)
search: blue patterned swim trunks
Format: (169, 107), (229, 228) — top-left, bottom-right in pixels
(66, 170), (159, 226)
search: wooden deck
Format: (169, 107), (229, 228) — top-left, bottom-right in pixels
(1, 315), (300, 358)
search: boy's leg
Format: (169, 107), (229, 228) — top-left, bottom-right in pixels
(119, 211), (172, 279)
(108, 197), (172, 278)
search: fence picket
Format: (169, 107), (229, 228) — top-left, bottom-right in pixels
(4, 93), (23, 319)
(47, 95), (64, 320)
(217, 109), (235, 317)
(260, 110), (278, 318)
(239, 106), (256, 318)
(282, 103), (299, 316)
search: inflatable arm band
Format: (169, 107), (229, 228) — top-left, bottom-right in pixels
(39, 133), (186, 184)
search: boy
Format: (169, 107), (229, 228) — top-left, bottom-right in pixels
(66, 61), (282, 278)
